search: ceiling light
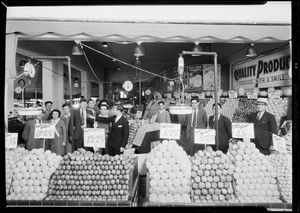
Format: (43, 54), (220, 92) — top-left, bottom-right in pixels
(102, 42), (108, 48)
(72, 43), (83, 55)
(192, 42), (203, 56)
(117, 67), (121, 70)
(134, 42), (145, 57)
(246, 43), (258, 57)
(19, 58), (27, 67)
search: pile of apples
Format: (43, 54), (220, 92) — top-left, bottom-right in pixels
(7, 149), (62, 201)
(46, 149), (135, 202)
(132, 120), (160, 146)
(232, 99), (257, 123)
(221, 98), (240, 121)
(6, 147), (29, 196)
(227, 140), (282, 203)
(268, 153), (292, 203)
(266, 98), (288, 128)
(146, 140), (192, 203)
(191, 146), (237, 203)
(204, 98), (217, 117)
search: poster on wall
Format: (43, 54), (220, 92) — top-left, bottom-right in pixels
(187, 64), (203, 92)
(203, 64), (221, 90)
(232, 48), (291, 90)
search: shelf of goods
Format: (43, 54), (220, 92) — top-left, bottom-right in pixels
(6, 148), (140, 207)
(141, 139), (292, 211)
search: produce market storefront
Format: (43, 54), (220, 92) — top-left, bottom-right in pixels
(4, 2), (294, 211)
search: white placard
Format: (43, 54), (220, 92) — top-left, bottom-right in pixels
(228, 91), (238, 99)
(232, 123), (255, 139)
(198, 93), (205, 99)
(246, 92), (258, 99)
(160, 123), (181, 140)
(5, 133), (18, 149)
(268, 90), (281, 99)
(194, 129), (215, 144)
(124, 148), (135, 156)
(84, 128), (105, 148)
(34, 123), (55, 139)
(272, 134), (287, 154)
(136, 111), (143, 119)
(150, 115), (157, 123)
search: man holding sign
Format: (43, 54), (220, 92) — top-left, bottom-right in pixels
(250, 98), (277, 155)
(208, 103), (232, 153)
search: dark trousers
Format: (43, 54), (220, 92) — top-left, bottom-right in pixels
(255, 140), (271, 155)
(108, 145), (121, 156)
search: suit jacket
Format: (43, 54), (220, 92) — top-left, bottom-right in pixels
(52, 119), (67, 144)
(96, 115), (129, 149)
(86, 108), (99, 128)
(72, 108), (87, 140)
(250, 111), (277, 149)
(185, 107), (208, 136)
(61, 114), (71, 138)
(42, 111), (52, 121)
(209, 114), (232, 153)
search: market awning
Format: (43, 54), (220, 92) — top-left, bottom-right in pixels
(6, 2), (291, 43)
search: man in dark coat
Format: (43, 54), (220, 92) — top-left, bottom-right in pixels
(209, 103), (232, 154)
(42, 101), (53, 121)
(250, 98), (277, 155)
(91, 105), (129, 156)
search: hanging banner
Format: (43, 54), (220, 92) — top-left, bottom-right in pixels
(160, 123), (181, 140)
(232, 123), (255, 139)
(34, 123), (55, 139)
(84, 128), (105, 148)
(203, 64), (221, 90)
(187, 64), (203, 91)
(232, 48), (291, 90)
(5, 133), (18, 149)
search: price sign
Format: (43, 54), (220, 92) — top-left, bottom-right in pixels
(272, 134), (287, 154)
(150, 115), (157, 123)
(84, 128), (105, 148)
(136, 111), (143, 119)
(268, 90), (281, 99)
(232, 123), (254, 139)
(194, 129), (215, 144)
(124, 148), (135, 156)
(246, 92), (257, 99)
(160, 123), (181, 140)
(5, 133), (18, 149)
(199, 93), (205, 99)
(228, 91), (238, 99)
(34, 123), (55, 139)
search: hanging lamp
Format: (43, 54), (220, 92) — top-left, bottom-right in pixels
(246, 43), (258, 57)
(134, 42), (145, 57)
(192, 42), (203, 56)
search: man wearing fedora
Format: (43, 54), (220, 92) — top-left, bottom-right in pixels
(250, 98), (277, 155)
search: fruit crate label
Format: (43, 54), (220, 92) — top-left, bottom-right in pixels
(232, 123), (254, 139)
(194, 129), (215, 144)
(272, 134), (287, 154)
(34, 123), (55, 139)
(150, 115), (157, 123)
(268, 90), (281, 99)
(160, 123), (181, 140)
(83, 128), (105, 148)
(246, 92), (257, 99)
(228, 91), (238, 99)
(136, 111), (143, 119)
(5, 133), (18, 149)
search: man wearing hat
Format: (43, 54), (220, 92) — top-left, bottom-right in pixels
(250, 98), (277, 155)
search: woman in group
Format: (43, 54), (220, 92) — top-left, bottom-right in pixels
(48, 109), (67, 155)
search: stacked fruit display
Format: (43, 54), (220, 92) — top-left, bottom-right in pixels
(232, 99), (257, 123)
(7, 149), (62, 201)
(268, 153), (292, 203)
(128, 120), (142, 144)
(227, 140), (282, 203)
(266, 98), (288, 128)
(146, 140), (192, 203)
(6, 147), (29, 196)
(46, 149), (136, 201)
(191, 147), (237, 203)
(221, 98), (239, 121)
(204, 98), (217, 117)
(131, 120), (160, 146)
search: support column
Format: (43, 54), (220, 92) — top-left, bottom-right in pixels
(99, 82), (104, 100)
(81, 71), (91, 99)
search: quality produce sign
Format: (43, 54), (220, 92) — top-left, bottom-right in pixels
(34, 123), (55, 139)
(160, 123), (181, 140)
(272, 134), (287, 154)
(5, 133), (18, 149)
(84, 128), (105, 148)
(194, 129), (215, 144)
(232, 48), (291, 90)
(232, 123), (254, 139)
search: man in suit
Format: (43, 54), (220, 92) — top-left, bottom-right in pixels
(185, 98), (208, 156)
(42, 101), (53, 121)
(93, 105), (129, 156)
(22, 111), (49, 151)
(209, 103), (232, 154)
(86, 98), (99, 128)
(61, 103), (72, 154)
(72, 98), (92, 151)
(250, 98), (277, 155)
